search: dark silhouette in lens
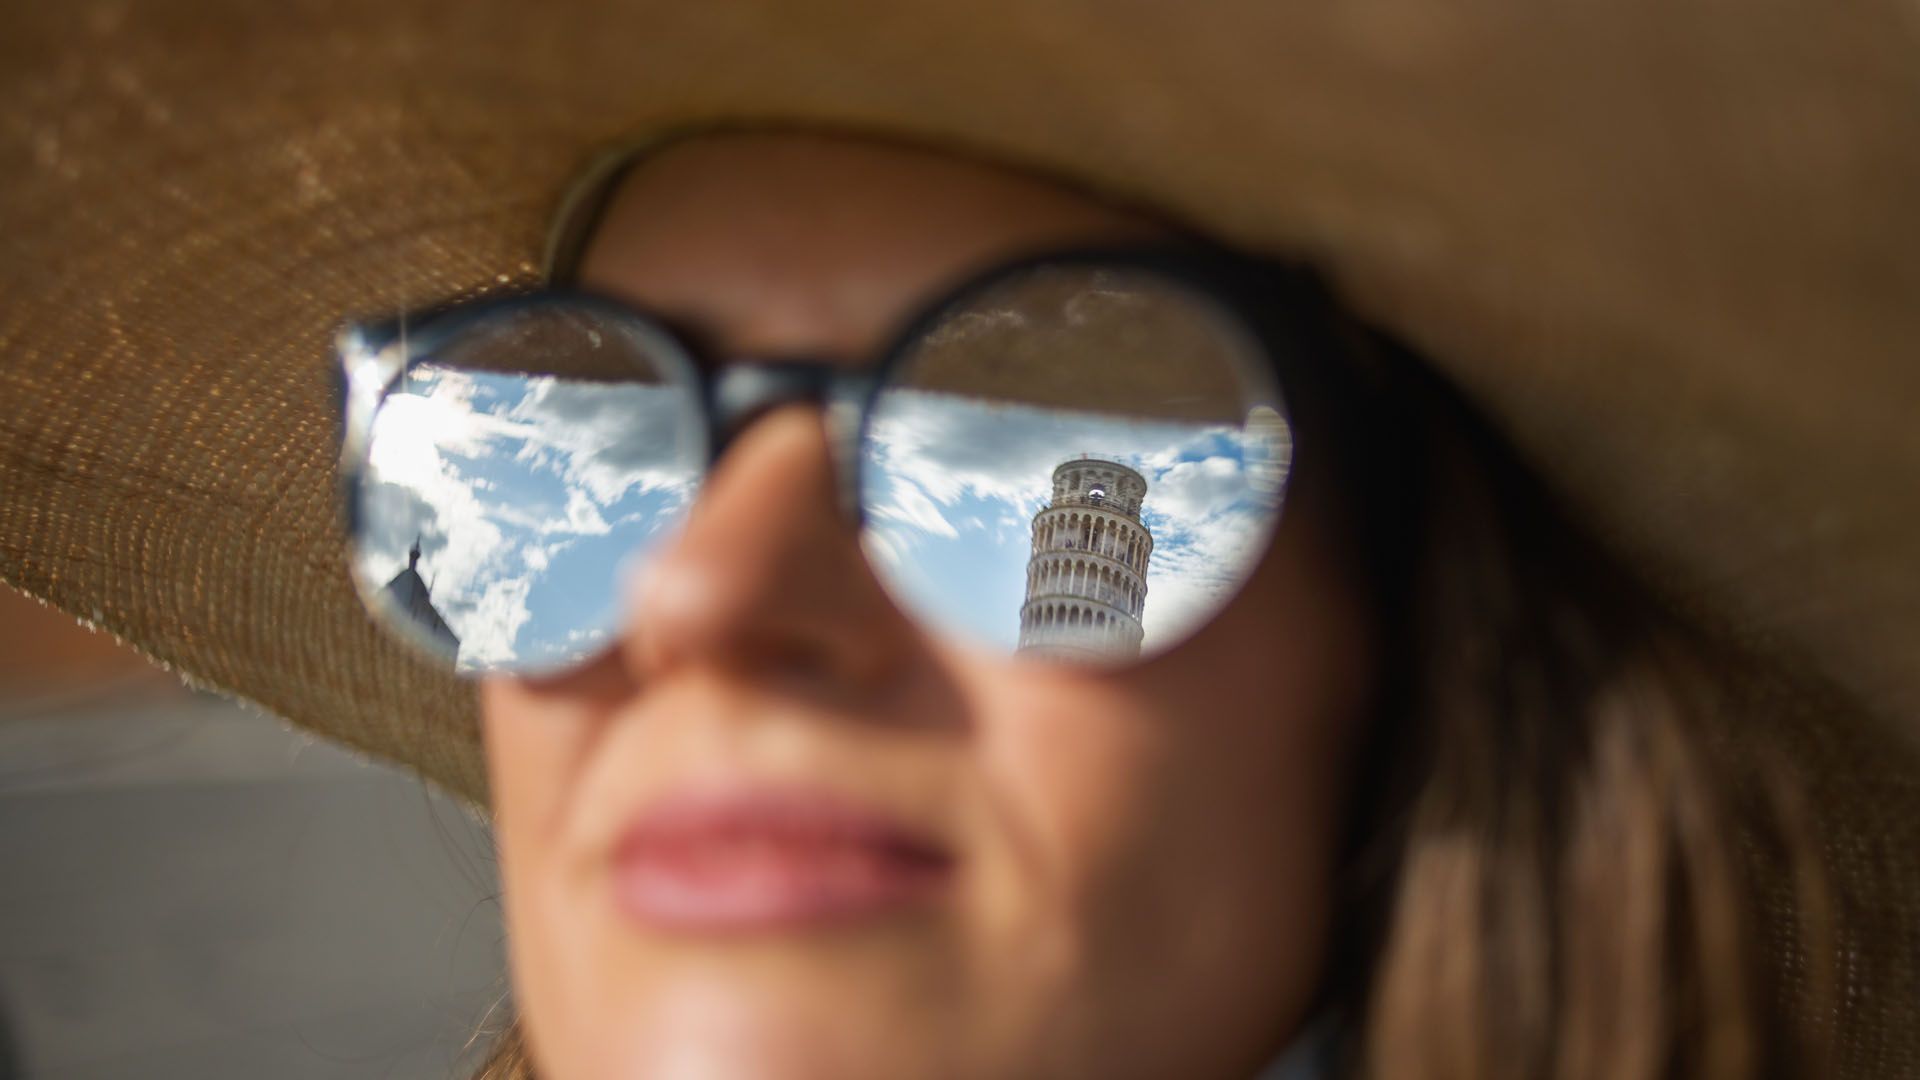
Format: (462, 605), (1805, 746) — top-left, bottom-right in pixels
(383, 538), (462, 662)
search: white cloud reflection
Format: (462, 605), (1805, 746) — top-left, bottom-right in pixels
(355, 364), (700, 671)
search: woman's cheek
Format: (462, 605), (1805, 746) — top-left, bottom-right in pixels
(481, 677), (568, 843)
(480, 667), (625, 845)
(955, 668), (1189, 1055)
(479, 676), (607, 996)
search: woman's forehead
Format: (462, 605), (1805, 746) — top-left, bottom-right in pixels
(573, 131), (1173, 359)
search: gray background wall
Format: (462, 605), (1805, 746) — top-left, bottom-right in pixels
(0, 681), (506, 1079)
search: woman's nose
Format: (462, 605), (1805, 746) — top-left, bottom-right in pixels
(616, 403), (919, 693)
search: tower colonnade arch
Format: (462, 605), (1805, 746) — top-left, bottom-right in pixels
(1017, 457), (1152, 660)
(1032, 508), (1153, 576)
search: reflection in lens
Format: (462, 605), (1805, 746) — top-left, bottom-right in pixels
(1016, 456), (1152, 658)
(350, 305), (703, 673)
(860, 264), (1292, 663)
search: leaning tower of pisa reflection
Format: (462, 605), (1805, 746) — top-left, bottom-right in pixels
(1017, 456), (1152, 660)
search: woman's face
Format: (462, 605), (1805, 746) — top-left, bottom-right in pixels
(481, 132), (1374, 1080)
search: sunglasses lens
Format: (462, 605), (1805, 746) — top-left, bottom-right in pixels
(860, 264), (1292, 664)
(348, 303), (704, 674)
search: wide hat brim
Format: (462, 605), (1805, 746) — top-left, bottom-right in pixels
(4, 2), (1917, 815)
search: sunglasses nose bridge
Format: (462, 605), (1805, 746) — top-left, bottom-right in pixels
(709, 361), (875, 524)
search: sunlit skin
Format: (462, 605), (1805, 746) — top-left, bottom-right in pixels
(481, 132), (1376, 1079)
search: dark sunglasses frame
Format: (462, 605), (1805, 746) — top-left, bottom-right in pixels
(334, 242), (1369, 673)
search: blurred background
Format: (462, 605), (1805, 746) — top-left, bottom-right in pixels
(0, 585), (505, 1079)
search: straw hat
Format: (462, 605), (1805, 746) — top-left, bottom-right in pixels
(3, 0), (1916, 1069)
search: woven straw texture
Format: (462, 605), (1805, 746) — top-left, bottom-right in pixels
(1, 0), (1916, 1073)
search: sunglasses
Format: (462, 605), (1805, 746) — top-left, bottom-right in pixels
(336, 245), (1355, 677)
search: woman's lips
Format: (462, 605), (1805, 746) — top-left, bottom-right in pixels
(610, 787), (954, 932)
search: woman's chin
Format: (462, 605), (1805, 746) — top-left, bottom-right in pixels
(524, 936), (970, 1080)
(564, 987), (950, 1080)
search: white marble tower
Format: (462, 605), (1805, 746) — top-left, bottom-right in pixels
(1017, 456), (1151, 660)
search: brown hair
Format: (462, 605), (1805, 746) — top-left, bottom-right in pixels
(1312, 329), (1834, 1079)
